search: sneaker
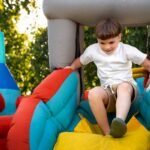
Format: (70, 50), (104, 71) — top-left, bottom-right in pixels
(110, 118), (127, 138)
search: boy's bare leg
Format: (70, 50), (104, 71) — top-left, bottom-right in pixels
(116, 82), (133, 121)
(88, 87), (110, 135)
(110, 82), (133, 138)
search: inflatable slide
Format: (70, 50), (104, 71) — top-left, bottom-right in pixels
(0, 0), (150, 149)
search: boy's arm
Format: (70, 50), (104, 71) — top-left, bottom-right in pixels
(70, 57), (82, 70)
(142, 58), (150, 72)
(65, 57), (82, 70)
(142, 57), (150, 88)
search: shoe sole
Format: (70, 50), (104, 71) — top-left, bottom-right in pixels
(110, 118), (127, 138)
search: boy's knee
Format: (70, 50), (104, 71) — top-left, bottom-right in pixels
(118, 82), (131, 89)
(118, 82), (133, 94)
(88, 88), (97, 100)
(88, 87), (106, 101)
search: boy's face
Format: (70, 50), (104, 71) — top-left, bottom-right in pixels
(97, 34), (121, 54)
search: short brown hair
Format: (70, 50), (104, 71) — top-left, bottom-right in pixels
(95, 18), (122, 40)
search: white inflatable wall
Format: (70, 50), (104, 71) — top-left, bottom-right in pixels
(43, 0), (150, 69)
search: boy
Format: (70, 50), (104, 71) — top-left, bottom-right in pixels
(67, 18), (150, 138)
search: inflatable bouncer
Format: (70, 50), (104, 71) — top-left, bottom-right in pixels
(0, 0), (150, 149)
(0, 66), (150, 150)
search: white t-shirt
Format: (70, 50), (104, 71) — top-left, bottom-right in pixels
(80, 42), (147, 86)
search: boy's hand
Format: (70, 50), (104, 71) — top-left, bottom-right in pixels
(64, 66), (74, 70)
(144, 72), (150, 88)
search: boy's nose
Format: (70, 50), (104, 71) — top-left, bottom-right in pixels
(105, 45), (111, 50)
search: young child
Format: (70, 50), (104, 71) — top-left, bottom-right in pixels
(67, 18), (150, 138)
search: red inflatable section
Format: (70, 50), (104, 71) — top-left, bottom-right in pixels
(0, 94), (5, 112)
(0, 116), (12, 150)
(0, 68), (73, 150)
(7, 96), (41, 150)
(33, 69), (73, 102)
(144, 72), (150, 88)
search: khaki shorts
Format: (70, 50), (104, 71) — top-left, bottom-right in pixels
(103, 82), (137, 112)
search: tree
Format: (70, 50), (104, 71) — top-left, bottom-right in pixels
(27, 27), (49, 94)
(0, 0), (36, 94)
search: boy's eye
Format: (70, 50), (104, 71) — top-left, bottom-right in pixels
(100, 42), (105, 45)
(109, 41), (114, 44)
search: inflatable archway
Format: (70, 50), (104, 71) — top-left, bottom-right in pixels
(0, 0), (150, 150)
(43, 0), (150, 69)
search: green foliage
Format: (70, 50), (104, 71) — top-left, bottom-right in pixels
(83, 26), (98, 89)
(122, 27), (147, 53)
(0, 0), (2, 10)
(0, 0), (37, 94)
(7, 27), (49, 95)
(27, 28), (50, 94)
(84, 26), (97, 48)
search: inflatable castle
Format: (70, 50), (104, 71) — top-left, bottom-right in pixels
(0, 0), (150, 149)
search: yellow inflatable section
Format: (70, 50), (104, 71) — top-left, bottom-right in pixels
(54, 117), (150, 150)
(132, 67), (147, 78)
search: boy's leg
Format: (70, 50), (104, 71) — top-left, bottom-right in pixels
(110, 82), (133, 138)
(88, 86), (110, 135)
(116, 82), (133, 120)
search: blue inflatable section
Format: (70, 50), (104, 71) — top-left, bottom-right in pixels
(0, 63), (20, 90)
(135, 78), (150, 130)
(0, 32), (5, 63)
(0, 89), (21, 115)
(0, 32), (21, 115)
(30, 72), (79, 150)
